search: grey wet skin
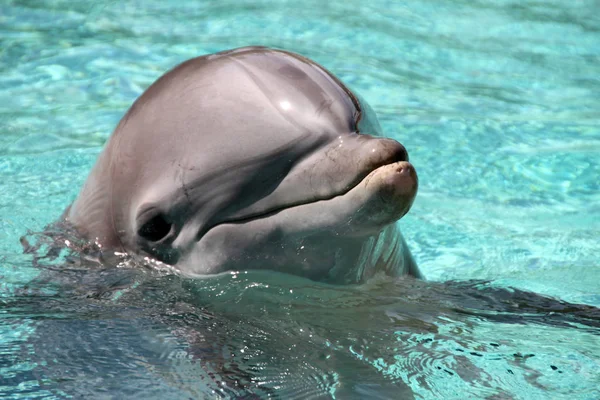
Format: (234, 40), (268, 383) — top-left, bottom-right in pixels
(66, 46), (421, 282)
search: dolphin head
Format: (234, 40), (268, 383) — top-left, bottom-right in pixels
(67, 47), (419, 282)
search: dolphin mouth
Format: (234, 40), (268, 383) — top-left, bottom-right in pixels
(198, 148), (416, 240)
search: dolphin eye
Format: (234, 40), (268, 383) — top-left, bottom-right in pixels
(138, 214), (172, 242)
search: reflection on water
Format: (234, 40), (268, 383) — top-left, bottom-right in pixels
(2, 234), (599, 398)
(1, 0), (599, 398)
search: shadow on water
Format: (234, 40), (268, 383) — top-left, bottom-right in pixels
(2, 232), (598, 399)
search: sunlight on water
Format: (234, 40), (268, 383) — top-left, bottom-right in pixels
(1, 0), (599, 398)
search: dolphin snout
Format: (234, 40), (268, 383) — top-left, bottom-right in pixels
(389, 161), (418, 197)
(358, 136), (410, 175)
(339, 159), (417, 235)
(386, 138), (409, 163)
(396, 161), (416, 179)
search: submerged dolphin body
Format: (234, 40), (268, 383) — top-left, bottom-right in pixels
(65, 46), (421, 282)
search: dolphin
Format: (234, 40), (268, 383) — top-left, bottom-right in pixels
(64, 46), (421, 282)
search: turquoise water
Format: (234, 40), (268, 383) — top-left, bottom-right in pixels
(1, 0), (599, 398)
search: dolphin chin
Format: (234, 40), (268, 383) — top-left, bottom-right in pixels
(65, 46), (422, 283)
(184, 160), (418, 279)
